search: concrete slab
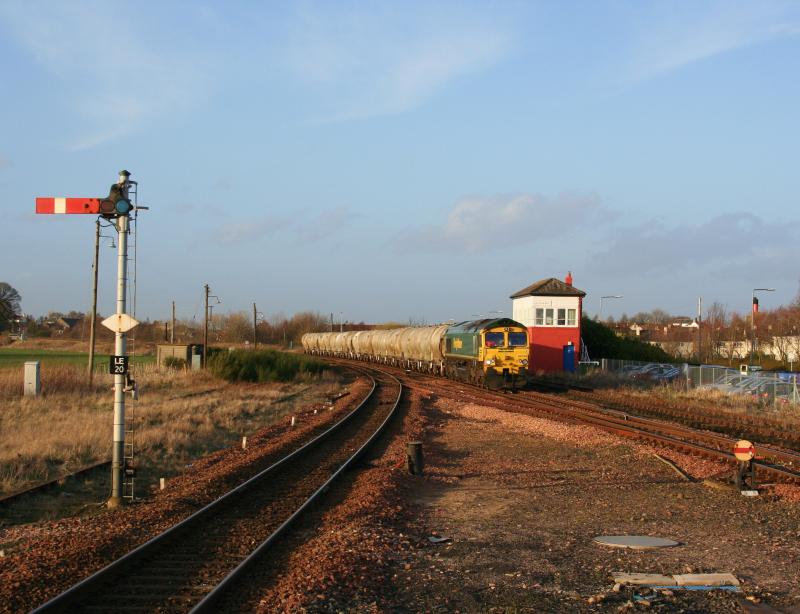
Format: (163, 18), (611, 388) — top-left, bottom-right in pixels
(594, 535), (680, 549)
(612, 572), (677, 586)
(674, 573), (740, 587)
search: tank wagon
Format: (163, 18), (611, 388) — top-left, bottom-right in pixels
(302, 318), (529, 389)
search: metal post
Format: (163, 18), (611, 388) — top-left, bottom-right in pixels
(109, 174), (130, 508)
(171, 300), (175, 344)
(751, 288), (775, 366)
(203, 284), (209, 367)
(88, 219), (100, 384)
(750, 289), (755, 366)
(407, 441), (424, 475)
(697, 296), (702, 364)
(253, 302), (258, 349)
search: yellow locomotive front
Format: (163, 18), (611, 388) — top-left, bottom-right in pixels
(480, 323), (529, 388)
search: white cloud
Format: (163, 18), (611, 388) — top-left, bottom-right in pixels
(397, 192), (610, 253)
(282, 4), (513, 121)
(0, 3), (204, 149)
(589, 213), (800, 277)
(627, 1), (800, 80)
(215, 206), (359, 245)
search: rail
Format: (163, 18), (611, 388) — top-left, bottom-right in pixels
(30, 366), (401, 613)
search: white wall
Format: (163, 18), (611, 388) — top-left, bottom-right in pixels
(512, 295), (581, 328)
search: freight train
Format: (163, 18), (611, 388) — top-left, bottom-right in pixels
(301, 317), (529, 389)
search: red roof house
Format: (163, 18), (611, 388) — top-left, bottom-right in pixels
(510, 273), (586, 373)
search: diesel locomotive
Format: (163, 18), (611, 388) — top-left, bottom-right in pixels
(301, 317), (529, 389)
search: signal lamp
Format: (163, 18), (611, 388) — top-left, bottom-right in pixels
(99, 184), (133, 218)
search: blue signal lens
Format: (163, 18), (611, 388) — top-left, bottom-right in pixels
(115, 199), (132, 214)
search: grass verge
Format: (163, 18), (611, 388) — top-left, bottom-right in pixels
(0, 360), (343, 509)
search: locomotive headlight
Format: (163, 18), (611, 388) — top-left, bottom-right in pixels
(485, 359), (495, 366)
(520, 359), (528, 365)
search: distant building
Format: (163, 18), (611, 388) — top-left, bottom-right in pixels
(56, 317), (82, 330)
(510, 272), (586, 373)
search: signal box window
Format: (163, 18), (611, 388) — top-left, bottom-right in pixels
(567, 309), (576, 326)
(534, 306), (579, 327)
(485, 332), (505, 348)
(509, 332), (527, 347)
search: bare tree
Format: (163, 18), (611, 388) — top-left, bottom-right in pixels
(0, 282), (22, 329)
(705, 301), (728, 358)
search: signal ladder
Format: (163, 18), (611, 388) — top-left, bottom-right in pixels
(122, 179), (139, 503)
(123, 420), (136, 501)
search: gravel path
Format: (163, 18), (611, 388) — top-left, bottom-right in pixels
(388, 395), (800, 612)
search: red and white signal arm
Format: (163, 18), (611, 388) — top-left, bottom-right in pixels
(734, 439), (755, 462)
(36, 197), (103, 214)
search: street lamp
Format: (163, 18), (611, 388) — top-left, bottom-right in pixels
(599, 295), (623, 321)
(750, 288), (775, 366)
(203, 284), (221, 367)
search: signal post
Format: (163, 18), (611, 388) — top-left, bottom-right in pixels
(36, 170), (142, 507)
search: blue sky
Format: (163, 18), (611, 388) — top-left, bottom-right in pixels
(1, 1), (799, 324)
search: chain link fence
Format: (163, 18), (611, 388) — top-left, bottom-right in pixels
(598, 359), (800, 408)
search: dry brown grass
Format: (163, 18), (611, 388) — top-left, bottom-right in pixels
(0, 363), (343, 496)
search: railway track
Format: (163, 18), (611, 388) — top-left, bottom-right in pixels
(570, 389), (800, 450)
(31, 366), (402, 614)
(513, 388), (800, 482)
(331, 358), (800, 484)
(0, 460), (111, 509)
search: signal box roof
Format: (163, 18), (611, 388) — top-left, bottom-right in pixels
(447, 317), (526, 334)
(510, 277), (586, 299)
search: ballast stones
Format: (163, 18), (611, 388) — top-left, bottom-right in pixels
(593, 535), (680, 550)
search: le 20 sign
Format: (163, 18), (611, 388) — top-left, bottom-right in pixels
(109, 355), (129, 375)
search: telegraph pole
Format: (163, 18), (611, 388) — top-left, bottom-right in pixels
(87, 219), (101, 384)
(203, 284), (209, 367)
(253, 303), (258, 349)
(171, 301), (175, 344)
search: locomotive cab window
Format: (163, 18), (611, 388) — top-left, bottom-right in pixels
(485, 332), (505, 348)
(508, 332), (527, 347)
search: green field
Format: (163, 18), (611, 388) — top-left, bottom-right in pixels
(0, 348), (155, 369)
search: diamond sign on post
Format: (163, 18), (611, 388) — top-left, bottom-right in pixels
(101, 313), (140, 334)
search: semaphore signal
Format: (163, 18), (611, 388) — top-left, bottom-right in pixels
(35, 197), (104, 214)
(35, 169), (145, 508)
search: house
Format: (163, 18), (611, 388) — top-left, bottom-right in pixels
(510, 272), (586, 373)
